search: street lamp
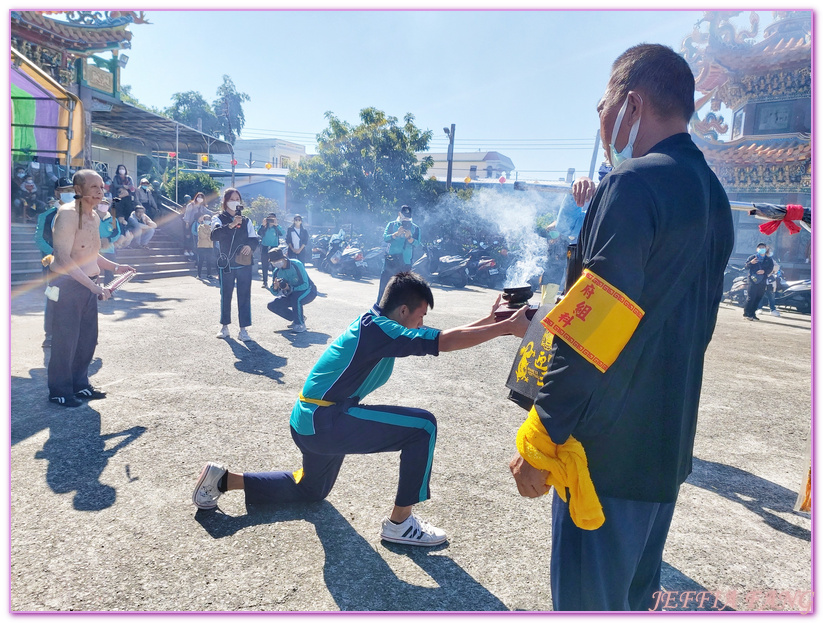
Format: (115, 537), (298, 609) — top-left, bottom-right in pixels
(443, 124), (455, 191)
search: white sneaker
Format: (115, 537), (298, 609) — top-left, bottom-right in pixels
(216, 325), (230, 339)
(292, 323), (307, 333)
(770, 310), (781, 317)
(380, 514), (447, 547)
(238, 328), (251, 341)
(193, 462), (227, 510)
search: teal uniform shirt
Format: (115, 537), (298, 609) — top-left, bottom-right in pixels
(259, 224), (285, 247)
(383, 220), (421, 264)
(291, 305), (441, 435)
(272, 258), (311, 292)
(98, 213), (121, 255)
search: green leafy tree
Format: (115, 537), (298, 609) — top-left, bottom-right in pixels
(288, 107), (439, 225)
(165, 91), (220, 136)
(213, 75), (250, 144)
(248, 195), (280, 227)
(162, 172), (222, 206)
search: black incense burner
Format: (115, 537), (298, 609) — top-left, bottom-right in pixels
(494, 285), (539, 321)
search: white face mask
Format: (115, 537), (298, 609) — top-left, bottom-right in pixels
(196, 197), (204, 204)
(226, 200), (240, 211)
(97, 203), (110, 213)
(60, 192), (74, 203)
(274, 260), (287, 269)
(608, 94), (642, 167)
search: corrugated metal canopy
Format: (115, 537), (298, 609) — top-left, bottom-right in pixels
(91, 97), (234, 154)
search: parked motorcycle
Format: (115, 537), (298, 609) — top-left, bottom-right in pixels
(723, 263), (746, 295)
(361, 246), (387, 277)
(310, 233), (331, 266)
(725, 274), (749, 307)
(774, 279), (811, 314)
(465, 240), (503, 289)
(321, 230), (365, 279)
(412, 239), (469, 288)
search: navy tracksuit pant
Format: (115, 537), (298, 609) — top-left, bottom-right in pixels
(376, 260), (411, 306)
(47, 275), (98, 398)
(218, 264), (252, 327)
(550, 488), (677, 611)
(244, 402), (437, 508)
(266, 283), (317, 325)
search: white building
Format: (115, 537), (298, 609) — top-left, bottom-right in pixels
(214, 137), (308, 170)
(417, 151), (516, 182)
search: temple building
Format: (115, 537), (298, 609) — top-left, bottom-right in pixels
(684, 10), (811, 279)
(10, 10), (231, 204)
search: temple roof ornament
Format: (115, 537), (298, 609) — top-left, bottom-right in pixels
(683, 11), (810, 98)
(10, 11), (149, 53)
(38, 11), (151, 28)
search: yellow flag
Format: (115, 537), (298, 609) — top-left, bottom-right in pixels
(541, 269), (644, 372)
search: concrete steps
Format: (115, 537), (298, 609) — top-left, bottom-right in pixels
(9, 221), (196, 287)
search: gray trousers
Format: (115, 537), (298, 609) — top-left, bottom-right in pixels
(47, 276), (98, 397)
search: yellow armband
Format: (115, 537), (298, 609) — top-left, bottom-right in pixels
(541, 269), (644, 372)
(516, 407), (604, 530)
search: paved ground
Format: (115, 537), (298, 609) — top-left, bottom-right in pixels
(9, 266), (813, 612)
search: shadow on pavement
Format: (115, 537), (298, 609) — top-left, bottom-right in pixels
(687, 457), (809, 541)
(224, 338), (287, 383)
(657, 562), (734, 611)
(193, 276), (220, 288)
(12, 367), (146, 511)
(276, 330), (332, 349)
(195, 501), (507, 611)
(99, 289), (187, 321)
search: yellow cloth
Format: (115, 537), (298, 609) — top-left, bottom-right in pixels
(298, 393), (335, 407)
(516, 407), (604, 530)
(542, 269), (644, 373)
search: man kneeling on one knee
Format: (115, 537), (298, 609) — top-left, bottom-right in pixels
(266, 247), (317, 333)
(194, 271), (530, 546)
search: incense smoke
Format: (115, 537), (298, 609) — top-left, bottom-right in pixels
(421, 187), (567, 287)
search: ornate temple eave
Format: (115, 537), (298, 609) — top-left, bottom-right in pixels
(694, 133), (810, 165)
(11, 11), (132, 54)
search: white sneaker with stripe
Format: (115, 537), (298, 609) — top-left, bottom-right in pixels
(380, 514), (447, 546)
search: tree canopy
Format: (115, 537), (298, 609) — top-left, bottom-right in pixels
(288, 107), (439, 224)
(213, 75), (250, 145)
(164, 91), (220, 136)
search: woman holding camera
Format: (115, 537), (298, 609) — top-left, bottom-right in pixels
(257, 212), (285, 289)
(210, 188), (259, 341)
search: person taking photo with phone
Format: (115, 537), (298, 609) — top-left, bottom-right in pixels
(257, 212), (285, 289)
(210, 188), (259, 342)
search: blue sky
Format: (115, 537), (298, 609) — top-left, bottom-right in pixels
(116, 8), (772, 181)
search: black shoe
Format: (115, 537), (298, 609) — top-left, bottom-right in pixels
(75, 387), (107, 400)
(751, 315), (760, 321)
(261, 284), (268, 289)
(50, 395), (83, 408)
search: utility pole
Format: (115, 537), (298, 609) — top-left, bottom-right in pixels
(588, 129), (601, 180)
(444, 124), (455, 191)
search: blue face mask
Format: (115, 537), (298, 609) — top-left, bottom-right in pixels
(757, 248), (766, 256)
(608, 94), (642, 167)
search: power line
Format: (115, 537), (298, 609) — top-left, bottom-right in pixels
(239, 125), (597, 146)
